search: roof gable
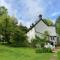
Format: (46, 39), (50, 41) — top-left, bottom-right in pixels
(28, 19), (49, 31)
(28, 17), (55, 32)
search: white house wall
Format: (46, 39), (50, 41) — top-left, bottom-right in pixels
(35, 20), (48, 37)
(48, 26), (57, 44)
(27, 20), (57, 44)
(27, 28), (35, 42)
(48, 26), (56, 36)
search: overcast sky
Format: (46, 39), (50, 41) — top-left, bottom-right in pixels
(0, 0), (60, 27)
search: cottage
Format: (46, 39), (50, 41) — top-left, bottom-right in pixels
(27, 15), (57, 46)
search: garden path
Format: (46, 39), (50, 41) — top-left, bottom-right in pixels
(50, 47), (60, 60)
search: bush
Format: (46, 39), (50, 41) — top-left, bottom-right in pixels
(31, 36), (46, 48)
(36, 48), (52, 53)
(31, 39), (37, 48)
(10, 28), (28, 47)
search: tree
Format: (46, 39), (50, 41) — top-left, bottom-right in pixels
(0, 6), (8, 43)
(0, 6), (28, 46)
(43, 19), (53, 26)
(56, 16), (60, 36)
(11, 27), (27, 47)
(19, 23), (28, 33)
(0, 6), (7, 15)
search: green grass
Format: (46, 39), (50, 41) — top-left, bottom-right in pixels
(57, 51), (60, 60)
(0, 45), (52, 60)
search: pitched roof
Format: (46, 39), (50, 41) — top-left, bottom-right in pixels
(28, 19), (55, 32)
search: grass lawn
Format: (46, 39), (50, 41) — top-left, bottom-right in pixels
(0, 45), (52, 60)
(57, 51), (60, 60)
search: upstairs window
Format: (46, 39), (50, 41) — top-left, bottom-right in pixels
(50, 36), (56, 40)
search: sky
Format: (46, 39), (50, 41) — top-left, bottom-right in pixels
(0, 0), (60, 27)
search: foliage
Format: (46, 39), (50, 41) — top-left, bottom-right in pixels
(0, 6), (10, 43)
(0, 16), (17, 44)
(31, 36), (46, 48)
(43, 19), (53, 26)
(31, 31), (49, 48)
(0, 6), (28, 47)
(0, 6), (7, 15)
(43, 31), (49, 42)
(36, 48), (52, 53)
(11, 27), (28, 47)
(31, 38), (38, 48)
(56, 16), (60, 36)
(19, 23), (28, 33)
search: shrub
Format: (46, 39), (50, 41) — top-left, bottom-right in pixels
(31, 36), (46, 48)
(36, 48), (52, 53)
(10, 29), (28, 47)
(31, 39), (37, 48)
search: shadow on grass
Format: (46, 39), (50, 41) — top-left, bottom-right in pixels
(0, 42), (29, 48)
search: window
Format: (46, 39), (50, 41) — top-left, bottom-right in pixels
(50, 36), (53, 40)
(50, 36), (56, 40)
